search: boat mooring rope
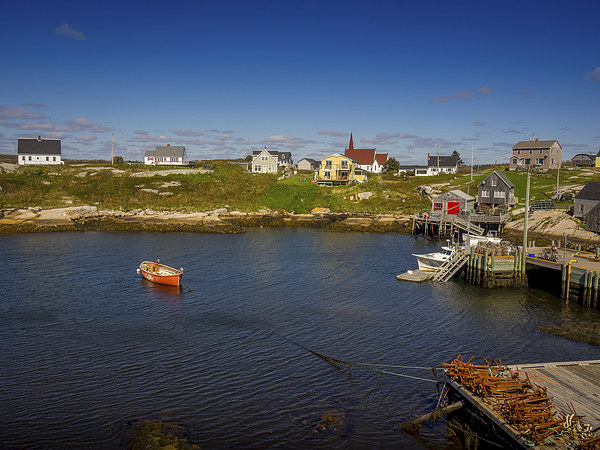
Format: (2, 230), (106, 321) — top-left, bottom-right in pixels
(300, 345), (440, 384)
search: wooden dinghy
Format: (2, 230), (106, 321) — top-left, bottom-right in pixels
(138, 260), (183, 286)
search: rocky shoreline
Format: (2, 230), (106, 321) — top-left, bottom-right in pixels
(3, 206), (600, 249)
(0, 206), (414, 234)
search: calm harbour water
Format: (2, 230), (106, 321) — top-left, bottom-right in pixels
(1, 229), (599, 449)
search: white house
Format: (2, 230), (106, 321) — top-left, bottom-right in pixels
(144, 145), (188, 166)
(18, 135), (63, 165)
(251, 147), (279, 173)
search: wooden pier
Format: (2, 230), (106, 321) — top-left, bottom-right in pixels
(445, 360), (600, 449)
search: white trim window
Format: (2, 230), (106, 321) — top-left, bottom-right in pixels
(494, 191), (505, 198)
(481, 190), (489, 197)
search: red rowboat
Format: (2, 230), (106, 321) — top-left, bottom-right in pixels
(138, 260), (183, 286)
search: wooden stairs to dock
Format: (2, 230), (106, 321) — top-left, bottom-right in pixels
(453, 216), (484, 236)
(432, 251), (469, 282)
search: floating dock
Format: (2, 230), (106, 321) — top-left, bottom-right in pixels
(444, 359), (600, 448)
(396, 270), (433, 283)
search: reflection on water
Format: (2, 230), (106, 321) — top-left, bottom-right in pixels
(0, 229), (598, 448)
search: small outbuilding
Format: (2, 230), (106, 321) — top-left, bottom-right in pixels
(297, 158), (320, 171)
(431, 190), (474, 215)
(574, 182), (600, 219)
(571, 153), (595, 167)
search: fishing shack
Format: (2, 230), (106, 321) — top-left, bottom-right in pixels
(431, 190), (474, 215)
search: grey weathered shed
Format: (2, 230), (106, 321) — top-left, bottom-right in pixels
(574, 182), (600, 219)
(477, 170), (516, 207)
(431, 189), (474, 215)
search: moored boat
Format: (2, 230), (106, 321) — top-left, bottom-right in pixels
(412, 246), (455, 272)
(138, 260), (183, 286)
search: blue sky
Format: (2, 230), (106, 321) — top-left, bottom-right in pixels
(1, 0), (599, 164)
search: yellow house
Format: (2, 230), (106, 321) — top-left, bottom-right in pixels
(316, 153), (361, 185)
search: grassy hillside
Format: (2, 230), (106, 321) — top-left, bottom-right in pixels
(1, 161), (598, 214)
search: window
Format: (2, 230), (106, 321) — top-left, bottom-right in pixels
(434, 202), (443, 210)
(324, 171), (331, 180)
(46, 157), (49, 161)
(341, 160), (348, 169)
(536, 158), (544, 165)
(254, 165), (261, 172)
(494, 191), (504, 198)
(262, 155), (268, 161)
(481, 190), (489, 197)
(491, 179), (496, 186)
(53, 157), (56, 161)
(325, 160), (332, 169)
(29, 156), (32, 161)
(525, 159), (531, 165)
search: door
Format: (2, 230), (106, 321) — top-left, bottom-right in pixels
(447, 202), (460, 215)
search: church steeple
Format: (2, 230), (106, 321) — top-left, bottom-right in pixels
(348, 133), (354, 150)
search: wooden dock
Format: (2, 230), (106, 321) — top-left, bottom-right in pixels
(446, 360), (600, 448)
(396, 269), (433, 283)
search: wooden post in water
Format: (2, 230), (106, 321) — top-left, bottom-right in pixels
(561, 265), (567, 299)
(593, 272), (599, 309)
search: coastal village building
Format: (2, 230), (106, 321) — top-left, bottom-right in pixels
(477, 170), (517, 208)
(297, 157), (320, 171)
(571, 153), (596, 167)
(398, 165), (428, 175)
(416, 153), (459, 176)
(251, 147), (279, 173)
(509, 139), (562, 171)
(17, 135), (63, 165)
(431, 190), (474, 215)
(251, 148), (293, 168)
(344, 134), (387, 173)
(316, 153), (358, 185)
(574, 182), (600, 219)
(144, 144), (188, 166)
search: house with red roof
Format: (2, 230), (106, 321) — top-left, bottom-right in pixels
(344, 133), (387, 173)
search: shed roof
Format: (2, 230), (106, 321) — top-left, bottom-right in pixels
(427, 155), (458, 167)
(513, 140), (560, 150)
(483, 170), (515, 188)
(18, 138), (61, 155)
(145, 145), (186, 158)
(575, 182), (600, 201)
(432, 189), (474, 201)
(298, 157), (319, 165)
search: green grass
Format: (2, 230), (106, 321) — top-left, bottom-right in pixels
(2, 161), (600, 214)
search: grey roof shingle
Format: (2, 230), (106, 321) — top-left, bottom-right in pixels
(513, 140), (560, 150)
(145, 146), (186, 158)
(427, 155), (458, 167)
(494, 170), (515, 188)
(18, 138), (61, 155)
(575, 182), (600, 200)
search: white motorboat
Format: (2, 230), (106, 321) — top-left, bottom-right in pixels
(412, 246), (455, 272)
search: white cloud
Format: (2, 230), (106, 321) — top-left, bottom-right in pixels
(318, 129), (347, 137)
(430, 86), (492, 102)
(585, 66), (600, 82)
(174, 129), (204, 137)
(0, 105), (44, 119)
(74, 134), (97, 142)
(55, 23), (86, 40)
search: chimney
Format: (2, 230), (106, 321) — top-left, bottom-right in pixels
(536, 137), (539, 141)
(37, 134), (41, 141)
(167, 143), (170, 146)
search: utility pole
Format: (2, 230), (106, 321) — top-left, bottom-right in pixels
(111, 133), (114, 164)
(437, 143), (440, 175)
(523, 169), (531, 256)
(556, 159), (561, 201)
(471, 146), (474, 181)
